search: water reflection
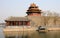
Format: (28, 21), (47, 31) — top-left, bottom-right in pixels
(4, 31), (60, 38)
(46, 31), (60, 38)
(5, 34), (31, 38)
(5, 31), (37, 38)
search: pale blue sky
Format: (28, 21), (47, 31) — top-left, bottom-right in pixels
(0, 0), (60, 23)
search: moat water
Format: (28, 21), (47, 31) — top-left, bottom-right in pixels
(0, 25), (60, 38)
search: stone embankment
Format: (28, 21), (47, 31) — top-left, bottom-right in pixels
(3, 26), (37, 36)
(48, 28), (60, 31)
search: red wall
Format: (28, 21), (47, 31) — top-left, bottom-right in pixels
(28, 13), (41, 16)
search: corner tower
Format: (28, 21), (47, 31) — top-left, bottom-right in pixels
(26, 3), (42, 16)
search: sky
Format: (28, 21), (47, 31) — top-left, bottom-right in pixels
(0, 0), (60, 23)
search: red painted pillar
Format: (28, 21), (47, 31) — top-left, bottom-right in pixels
(18, 21), (19, 26)
(14, 21), (15, 25)
(19, 22), (21, 26)
(27, 21), (30, 26)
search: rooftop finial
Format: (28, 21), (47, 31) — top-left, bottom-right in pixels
(30, 3), (37, 7)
